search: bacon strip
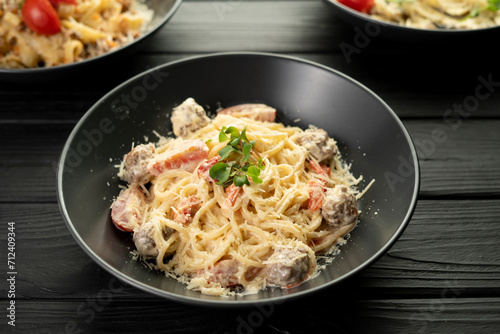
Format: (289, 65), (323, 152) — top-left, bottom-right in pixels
(196, 155), (221, 181)
(147, 139), (209, 176)
(307, 160), (330, 211)
(224, 184), (241, 208)
(172, 196), (202, 225)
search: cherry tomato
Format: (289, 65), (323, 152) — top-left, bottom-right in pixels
(338, 0), (375, 13)
(22, 0), (61, 36)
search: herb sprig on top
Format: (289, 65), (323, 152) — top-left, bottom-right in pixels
(209, 126), (264, 187)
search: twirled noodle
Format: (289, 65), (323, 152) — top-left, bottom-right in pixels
(113, 101), (371, 296)
(370, 0), (500, 29)
(63, 40), (84, 64)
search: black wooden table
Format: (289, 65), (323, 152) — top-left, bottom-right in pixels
(2, 1), (500, 333)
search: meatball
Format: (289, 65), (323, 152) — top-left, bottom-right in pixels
(119, 143), (155, 184)
(295, 128), (337, 163)
(266, 247), (310, 288)
(133, 219), (173, 258)
(207, 259), (241, 287)
(321, 185), (358, 229)
(217, 103), (276, 122)
(171, 98), (211, 138)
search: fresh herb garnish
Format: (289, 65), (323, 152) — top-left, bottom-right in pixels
(462, 0), (500, 20)
(487, 0), (500, 11)
(209, 126), (264, 187)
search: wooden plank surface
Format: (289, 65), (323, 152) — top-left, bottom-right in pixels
(10, 297), (500, 333)
(145, 0), (343, 53)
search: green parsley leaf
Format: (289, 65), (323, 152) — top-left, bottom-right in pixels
(241, 142), (253, 162)
(257, 158), (265, 170)
(209, 125), (265, 188)
(247, 165), (260, 175)
(209, 162), (231, 184)
(233, 175), (250, 187)
(488, 0), (500, 10)
(219, 128), (229, 143)
(230, 137), (241, 148)
(240, 127), (250, 142)
(247, 166), (263, 184)
(218, 145), (236, 160)
(225, 126), (240, 140)
(461, 0), (499, 20)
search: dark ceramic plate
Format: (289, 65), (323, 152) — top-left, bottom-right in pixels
(323, 0), (500, 41)
(57, 52), (419, 306)
(0, 0), (181, 82)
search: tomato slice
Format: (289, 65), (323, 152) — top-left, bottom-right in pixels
(147, 139), (209, 176)
(22, 0), (61, 36)
(338, 0), (375, 13)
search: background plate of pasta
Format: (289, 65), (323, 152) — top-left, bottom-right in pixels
(57, 52), (420, 305)
(323, 0), (500, 40)
(0, 0), (181, 80)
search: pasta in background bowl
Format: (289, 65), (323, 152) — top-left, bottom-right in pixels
(57, 52), (420, 305)
(368, 0), (500, 30)
(0, 0), (181, 81)
(323, 0), (500, 41)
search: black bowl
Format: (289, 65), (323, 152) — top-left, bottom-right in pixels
(323, 0), (500, 42)
(0, 0), (182, 83)
(57, 52), (419, 306)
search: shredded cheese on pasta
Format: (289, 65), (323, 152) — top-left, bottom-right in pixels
(118, 110), (369, 296)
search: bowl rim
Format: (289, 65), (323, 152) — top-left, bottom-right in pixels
(57, 51), (420, 306)
(323, 0), (500, 35)
(0, 0), (182, 76)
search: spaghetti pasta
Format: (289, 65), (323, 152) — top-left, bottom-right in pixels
(111, 98), (369, 296)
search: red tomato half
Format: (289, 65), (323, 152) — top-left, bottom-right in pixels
(338, 0), (375, 13)
(22, 0), (61, 36)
